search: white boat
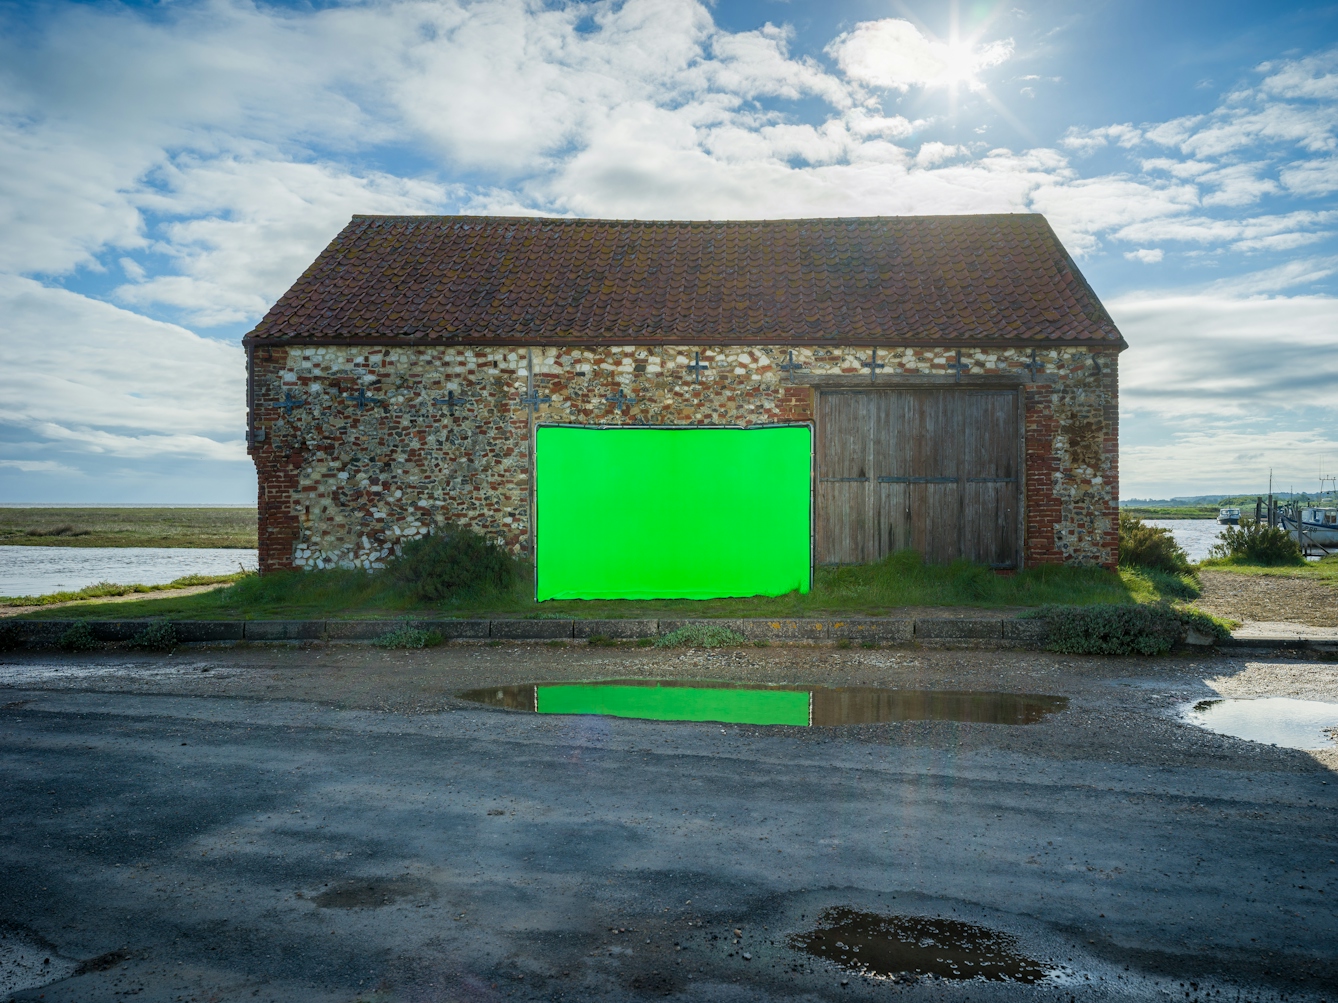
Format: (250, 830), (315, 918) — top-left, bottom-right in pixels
(1217, 507), (1241, 525)
(1281, 507), (1338, 551)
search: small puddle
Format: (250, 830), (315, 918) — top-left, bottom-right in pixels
(1184, 697), (1338, 751)
(790, 908), (1052, 983)
(456, 680), (1067, 727)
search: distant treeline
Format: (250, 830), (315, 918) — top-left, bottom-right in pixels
(1121, 493), (1326, 520)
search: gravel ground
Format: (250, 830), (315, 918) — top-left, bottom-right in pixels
(1, 641), (1336, 1002)
(1195, 569), (1338, 627)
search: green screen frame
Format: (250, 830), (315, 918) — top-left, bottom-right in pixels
(534, 424), (813, 601)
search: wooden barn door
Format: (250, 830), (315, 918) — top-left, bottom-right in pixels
(816, 388), (1021, 567)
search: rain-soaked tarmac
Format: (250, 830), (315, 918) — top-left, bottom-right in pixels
(0, 642), (1335, 1001)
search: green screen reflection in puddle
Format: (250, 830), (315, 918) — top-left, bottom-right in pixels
(457, 680), (1067, 728)
(538, 683), (810, 725)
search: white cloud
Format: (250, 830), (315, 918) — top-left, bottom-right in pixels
(114, 157), (453, 325)
(1059, 123), (1142, 155)
(0, 459), (79, 474)
(1111, 291), (1338, 416)
(0, 275), (244, 459)
(827, 18), (1013, 93)
(2, 0), (1338, 498)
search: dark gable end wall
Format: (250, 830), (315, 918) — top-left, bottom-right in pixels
(247, 343), (1119, 576)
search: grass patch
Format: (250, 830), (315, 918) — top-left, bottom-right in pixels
(1199, 553), (1338, 582)
(13, 550), (1162, 622)
(11, 548), (1193, 622)
(1, 572), (251, 607)
(0, 507), (257, 549)
(655, 624), (746, 648)
(373, 622), (444, 649)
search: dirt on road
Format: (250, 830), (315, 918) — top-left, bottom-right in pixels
(1195, 569), (1338, 626)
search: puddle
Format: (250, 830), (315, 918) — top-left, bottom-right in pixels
(312, 877), (433, 909)
(789, 908), (1052, 983)
(0, 925), (79, 998)
(1184, 697), (1338, 751)
(456, 680), (1067, 727)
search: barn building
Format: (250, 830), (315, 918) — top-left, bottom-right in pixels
(244, 214), (1124, 597)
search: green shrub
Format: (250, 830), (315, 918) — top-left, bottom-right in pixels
(373, 623), (444, 649)
(1036, 603), (1186, 656)
(1206, 521), (1304, 566)
(58, 621), (101, 652)
(1176, 607), (1235, 643)
(1118, 512), (1190, 574)
(130, 621), (178, 652)
(389, 526), (518, 602)
(654, 624), (746, 648)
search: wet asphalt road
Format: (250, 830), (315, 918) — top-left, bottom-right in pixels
(1, 643), (1336, 1002)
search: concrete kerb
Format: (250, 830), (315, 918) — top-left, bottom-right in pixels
(11, 616), (1328, 653)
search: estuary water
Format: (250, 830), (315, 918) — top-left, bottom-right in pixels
(1141, 518), (1225, 563)
(0, 547), (257, 598)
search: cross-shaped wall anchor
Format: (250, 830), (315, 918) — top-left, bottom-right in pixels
(945, 349), (970, 382)
(861, 348), (886, 382)
(1023, 349), (1045, 380)
(277, 390), (306, 417)
(344, 386), (383, 409)
(519, 388), (552, 412)
(432, 389), (468, 415)
(606, 388), (637, 411)
(685, 351), (708, 383)
(778, 350), (806, 383)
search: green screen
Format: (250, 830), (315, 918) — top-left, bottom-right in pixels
(535, 425), (811, 600)
(536, 683), (811, 725)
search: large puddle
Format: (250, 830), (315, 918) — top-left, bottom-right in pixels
(1184, 696), (1338, 751)
(789, 908), (1052, 982)
(456, 680), (1067, 727)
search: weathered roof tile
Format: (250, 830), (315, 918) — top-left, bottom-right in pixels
(245, 214), (1123, 347)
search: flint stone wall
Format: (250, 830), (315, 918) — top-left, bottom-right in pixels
(249, 343), (1118, 574)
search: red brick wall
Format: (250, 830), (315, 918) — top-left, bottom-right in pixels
(1023, 357), (1119, 570)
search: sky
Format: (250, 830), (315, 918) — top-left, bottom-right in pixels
(1, 0), (1337, 503)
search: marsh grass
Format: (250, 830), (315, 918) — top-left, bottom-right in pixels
(0, 507), (256, 548)
(16, 549), (1184, 621)
(1, 572), (251, 607)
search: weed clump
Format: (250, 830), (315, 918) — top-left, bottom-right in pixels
(389, 527), (518, 603)
(130, 621), (178, 652)
(58, 621), (100, 652)
(1206, 521), (1304, 566)
(1033, 602), (1231, 656)
(654, 624), (746, 648)
(373, 622), (444, 649)
(1119, 513), (1191, 575)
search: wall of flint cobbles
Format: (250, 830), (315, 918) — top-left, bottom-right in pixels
(249, 343), (1118, 574)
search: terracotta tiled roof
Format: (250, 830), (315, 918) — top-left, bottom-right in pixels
(245, 214), (1124, 347)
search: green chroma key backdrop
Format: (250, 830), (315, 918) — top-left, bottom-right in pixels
(535, 425), (812, 601)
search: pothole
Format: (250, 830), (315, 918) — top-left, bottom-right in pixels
(789, 908), (1053, 983)
(312, 877), (434, 909)
(1184, 696), (1338, 750)
(457, 680), (1067, 727)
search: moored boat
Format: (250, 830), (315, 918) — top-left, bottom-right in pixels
(1217, 507), (1241, 525)
(1281, 506), (1338, 552)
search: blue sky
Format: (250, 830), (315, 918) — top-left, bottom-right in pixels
(2, 0), (1337, 502)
